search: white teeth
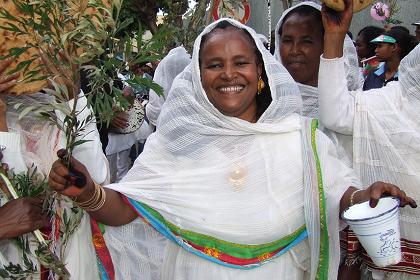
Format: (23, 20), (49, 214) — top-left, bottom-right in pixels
(219, 86), (244, 92)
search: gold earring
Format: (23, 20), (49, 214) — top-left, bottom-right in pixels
(257, 76), (265, 95)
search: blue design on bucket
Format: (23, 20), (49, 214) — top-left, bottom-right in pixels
(378, 229), (399, 257)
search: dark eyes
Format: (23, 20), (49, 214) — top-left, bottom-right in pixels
(206, 61), (250, 69)
(236, 61), (250, 66)
(207, 64), (222, 69)
(281, 38), (313, 44)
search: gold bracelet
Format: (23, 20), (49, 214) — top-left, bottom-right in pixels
(73, 183), (100, 207)
(83, 185), (106, 212)
(350, 189), (363, 206)
(73, 183), (106, 211)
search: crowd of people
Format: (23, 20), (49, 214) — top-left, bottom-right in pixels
(0, 0), (419, 279)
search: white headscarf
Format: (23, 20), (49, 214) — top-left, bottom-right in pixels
(274, 1), (363, 118)
(146, 46), (191, 126)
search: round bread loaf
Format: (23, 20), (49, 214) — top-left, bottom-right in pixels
(323, 0), (373, 12)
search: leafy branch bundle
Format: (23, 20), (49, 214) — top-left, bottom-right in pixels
(0, 0), (119, 163)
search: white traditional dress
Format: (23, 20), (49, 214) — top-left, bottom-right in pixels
(319, 44), (420, 279)
(89, 18), (360, 280)
(0, 92), (109, 280)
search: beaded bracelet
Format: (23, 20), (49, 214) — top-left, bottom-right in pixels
(350, 189), (363, 206)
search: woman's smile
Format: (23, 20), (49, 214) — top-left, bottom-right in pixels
(217, 85), (245, 94)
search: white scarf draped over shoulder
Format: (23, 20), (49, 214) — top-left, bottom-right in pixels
(103, 18), (357, 280)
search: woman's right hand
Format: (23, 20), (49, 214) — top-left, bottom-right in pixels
(321, 0), (354, 59)
(48, 149), (95, 199)
(49, 149), (138, 226)
(110, 111), (129, 129)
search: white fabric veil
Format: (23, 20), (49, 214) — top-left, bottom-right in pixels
(274, 1), (363, 118)
(146, 46), (191, 126)
(353, 44), (420, 250)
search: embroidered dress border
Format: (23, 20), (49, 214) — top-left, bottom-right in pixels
(90, 219), (114, 280)
(310, 119), (330, 279)
(124, 196), (307, 269)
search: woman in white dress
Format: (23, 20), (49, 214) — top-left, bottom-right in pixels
(274, 1), (363, 168)
(49, 18), (415, 280)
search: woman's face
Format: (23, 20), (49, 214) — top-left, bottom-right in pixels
(356, 34), (369, 59)
(279, 14), (323, 87)
(375, 42), (396, 62)
(200, 27), (262, 122)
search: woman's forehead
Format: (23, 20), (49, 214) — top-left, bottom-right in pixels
(281, 14), (322, 36)
(200, 30), (257, 61)
(204, 27), (254, 46)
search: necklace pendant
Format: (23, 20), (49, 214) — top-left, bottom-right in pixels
(228, 165), (247, 191)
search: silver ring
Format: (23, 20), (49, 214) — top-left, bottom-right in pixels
(0, 145), (5, 152)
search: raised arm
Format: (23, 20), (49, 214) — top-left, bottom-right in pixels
(318, 0), (357, 135)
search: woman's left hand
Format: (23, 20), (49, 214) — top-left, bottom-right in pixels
(354, 181), (417, 208)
